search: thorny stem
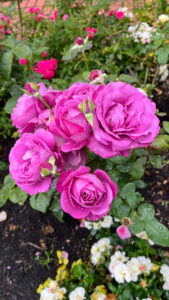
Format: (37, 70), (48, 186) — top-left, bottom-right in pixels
(16, 0), (23, 37)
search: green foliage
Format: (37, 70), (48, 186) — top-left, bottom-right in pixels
(30, 190), (53, 213)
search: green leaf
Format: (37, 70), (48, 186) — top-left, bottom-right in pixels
(155, 47), (169, 64)
(118, 203), (131, 219)
(129, 216), (145, 234)
(149, 155), (163, 169)
(151, 134), (169, 150)
(0, 186), (9, 207)
(30, 191), (53, 213)
(145, 218), (169, 247)
(50, 196), (63, 223)
(107, 74), (117, 82)
(133, 148), (148, 157)
(4, 174), (15, 189)
(13, 44), (32, 59)
(137, 203), (155, 221)
(88, 99), (95, 112)
(72, 264), (86, 277)
(0, 50), (13, 80)
(163, 121), (169, 134)
(0, 161), (8, 171)
(119, 74), (137, 83)
(107, 283), (116, 294)
(130, 157), (147, 180)
(8, 186), (28, 204)
(4, 96), (18, 114)
(85, 112), (93, 127)
(82, 71), (90, 81)
(135, 180), (147, 189)
(110, 197), (131, 219)
(121, 182), (135, 199)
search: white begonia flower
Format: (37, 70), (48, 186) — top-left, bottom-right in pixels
(97, 238), (111, 252)
(101, 216), (113, 228)
(91, 251), (105, 265)
(160, 264), (169, 282)
(114, 262), (131, 283)
(55, 287), (67, 299)
(109, 251), (128, 277)
(69, 287), (86, 300)
(91, 243), (100, 256)
(40, 288), (57, 300)
(159, 64), (169, 81)
(137, 256), (153, 274)
(93, 222), (102, 230)
(163, 281), (169, 290)
(158, 14), (169, 23)
(91, 293), (106, 300)
(84, 220), (93, 230)
(126, 258), (141, 282)
(136, 231), (154, 245)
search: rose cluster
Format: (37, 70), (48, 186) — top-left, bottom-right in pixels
(9, 80), (159, 220)
(33, 58), (58, 80)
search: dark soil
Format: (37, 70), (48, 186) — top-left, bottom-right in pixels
(0, 84), (169, 300)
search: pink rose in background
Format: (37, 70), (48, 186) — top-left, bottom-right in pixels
(116, 225), (131, 240)
(19, 58), (27, 65)
(42, 51), (47, 57)
(62, 148), (86, 170)
(62, 14), (68, 21)
(4, 29), (10, 35)
(34, 58), (57, 80)
(56, 166), (118, 221)
(9, 129), (64, 195)
(88, 82), (160, 158)
(109, 10), (115, 16)
(50, 82), (98, 152)
(37, 12), (44, 22)
(116, 11), (124, 20)
(75, 37), (84, 45)
(89, 69), (103, 82)
(85, 27), (97, 39)
(11, 82), (62, 134)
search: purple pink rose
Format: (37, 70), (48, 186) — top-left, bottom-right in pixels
(88, 82), (160, 158)
(56, 166), (118, 221)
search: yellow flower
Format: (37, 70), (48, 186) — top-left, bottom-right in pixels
(71, 259), (83, 269)
(56, 265), (68, 282)
(97, 285), (107, 295)
(148, 52), (154, 57)
(152, 263), (159, 271)
(57, 250), (63, 264)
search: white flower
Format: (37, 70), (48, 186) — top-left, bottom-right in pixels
(109, 251), (128, 277)
(97, 238), (111, 252)
(55, 288), (67, 299)
(91, 251), (104, 265)
(40, 288), (56, 300)
(126, 258), (141, 282)
(91, 243), (99, 256)
(101, 216), (113, 228)
(114, 262), (131, 283)
(136, 231), (154, 245)
(84, 220), (93, 230)
(158, 14), (169, 23)
(90, 293), (106, 300)
(69, 287), (86, 300)
(40, 285), (66, 300)
(137, 256), (153, 274)
(163, 281), (169, 290)
(160, 264), (169, 282)
(93, 222), (102, 230)
(159, 64), (168, 81)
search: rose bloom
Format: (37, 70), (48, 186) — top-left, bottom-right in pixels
(62, 14), (68, 20)
(62, 148), (86, 170)
(116, 225), (131, 240)
(89, 69), (103, 82)
(74, 36), (84, 45)
(88, 82), (160, 158)
(56, 166), (118, 221)
(50, 82), (98, 152)
(11, 82), (62, 134)
(116, 11), (124, 20)
(19, 58), (27, 65)
(9, 129), (64, 195)
(85, 27), (97, 39)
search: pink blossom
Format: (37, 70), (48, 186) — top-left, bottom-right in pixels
(9, 129), (64, 195)
(109, 10), (115, 16)
(87, 82), (160, 158)
(89, 69), (103, 82)
(37, 12), (44, 22)
(85, 27), (97, 39)
(62, 14), (68, 21)
(42, 51), (47, 57)
(0, 25), (3, 31)
(62, 148), (86, 170)
(6, 16), (10, 24)
(116, 225), (131, 240)
(56, 166), (118, 221)
(116, 11), (124, 20)
(53, 10), (58, 19)
(50, 15), (54, 21)
(62, 251), (68, 259)
(98, 9), (105, 16)
(19, 58), (27, 65)
(74, 36), (84, 45)
(4, 29), (10, 35)
(34, 58), (57, 80)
